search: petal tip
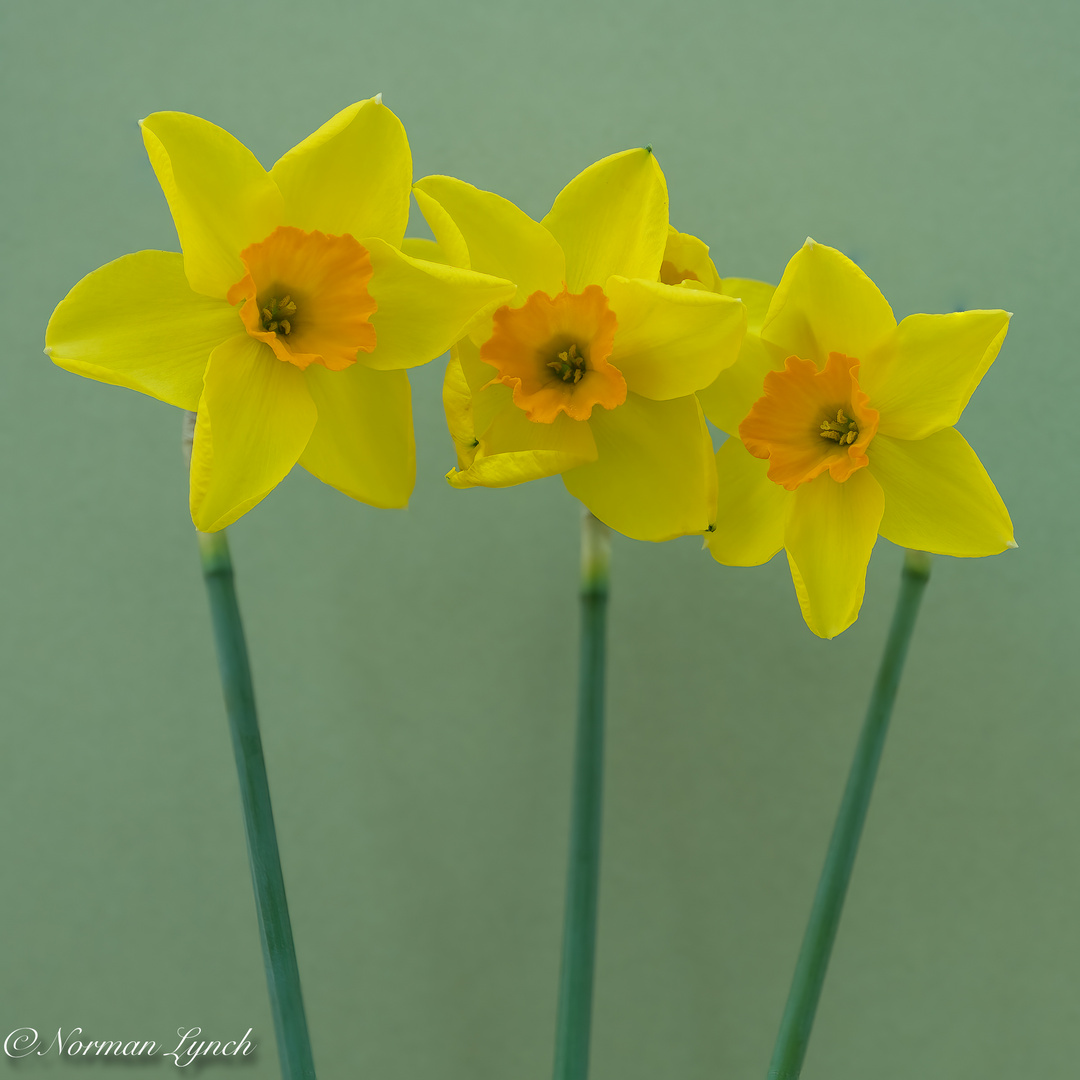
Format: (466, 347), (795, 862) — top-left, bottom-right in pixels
(644, 144), (653, 154)
(1006, 538), (1019, 549)
(374, 92), (383, 104)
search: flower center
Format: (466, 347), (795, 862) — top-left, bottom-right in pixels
(820, 408), (859, 445)
(548, 343), (587, 384)
(480, 286), (625, 423)
(739, 352), (880, 490)
(260, 295), (296, 336)
(227, 226), (377, 371)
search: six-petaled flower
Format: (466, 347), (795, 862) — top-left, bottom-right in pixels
(46, 98), (513, 531)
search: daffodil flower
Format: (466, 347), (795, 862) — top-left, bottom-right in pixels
(415, 150), (747, 542)
(703, 239), (1015, 638)
(656, 224), (780, 430)
(45, 98), (513, 531)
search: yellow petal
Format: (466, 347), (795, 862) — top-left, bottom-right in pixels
(46, 250), (238, 411)
(189, 334), (317, 531)
(449, 389), (598, 489)
(698, 280), (778, 433)
(861, 310), (1011, 440)
(140, 112), (283, 299)
(414, 175), (565, 302)
(606, 276), (746, 399)
(868, 429), (1014, 555)
(411, 187), (471, 269)
(562, 392), (715, 541)
(662, 227), (722, 290)
(443, 353), (479, 472)
(762, 239), (896, 367)
(784, 469), (885, 638)
(444, 332), (520, 451)
(707, 437), (790, 565)
(364, 238), (514, 370)
(720, 278), (776, 331)
(271, 99), (411, 249)
(542, 148), (668, 292)
(299, 362), (414, 509)
(697, 333), (781, 435)
(453, 335), (508, 430)
(400, 237), (450, 264)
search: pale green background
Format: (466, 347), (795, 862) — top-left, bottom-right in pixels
(1, 1), (1076, 1077)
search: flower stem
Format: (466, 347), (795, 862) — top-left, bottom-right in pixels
(552, 511), (612, 1080)
(766, 549), (932, 1080)
(187, 420), (316, 1080)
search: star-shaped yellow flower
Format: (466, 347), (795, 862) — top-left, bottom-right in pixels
(415, 149), (747, 542)
(702, 239), (1015, 638)
(46, 98), (513, 531)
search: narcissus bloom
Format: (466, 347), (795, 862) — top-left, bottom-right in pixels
(46, 98), (512, 531)
(704, 240), (1015, 638)
(415, 149), (747, 542)
(656, 224), (780, 432)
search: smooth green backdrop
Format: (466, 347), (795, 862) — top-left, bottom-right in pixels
(2, 1), (1076, 1077)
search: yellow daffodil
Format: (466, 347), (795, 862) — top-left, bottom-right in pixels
(45, 98), (513, 531)
(703, 239), (1015, 638)
(414, 150), (747, 542)
(656, 224), (780, 433)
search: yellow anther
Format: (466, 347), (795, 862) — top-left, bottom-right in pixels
(547, 342), (587, 383)
(260, 296), (296, 336)
(819, 407), (859, 445)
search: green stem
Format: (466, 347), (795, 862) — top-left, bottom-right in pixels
(552, 511), (612, 1080)
(196, 529), (316, 1080)
(767, 549), (932, 1080)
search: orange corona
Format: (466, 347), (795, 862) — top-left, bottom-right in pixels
(739, 352), (880, 490)
(480, 285), (625, 424)
(227, 225), (377, 372)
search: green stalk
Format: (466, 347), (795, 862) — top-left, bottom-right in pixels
(186, 418), (316, 1080)
(767, 549), (932, 1080)
(552, 511), (612, 1080)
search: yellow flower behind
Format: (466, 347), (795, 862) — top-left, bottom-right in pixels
(655, 225), (780, 436)
(45, 98), (513, 531)
(415, 150), (747, 542)
(702, 239), (1015, 638)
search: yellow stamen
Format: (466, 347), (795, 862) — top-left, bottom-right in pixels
(819, 407), (859, 444)
(547, 342), (588, 383)
(260, 295), (297, 336)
